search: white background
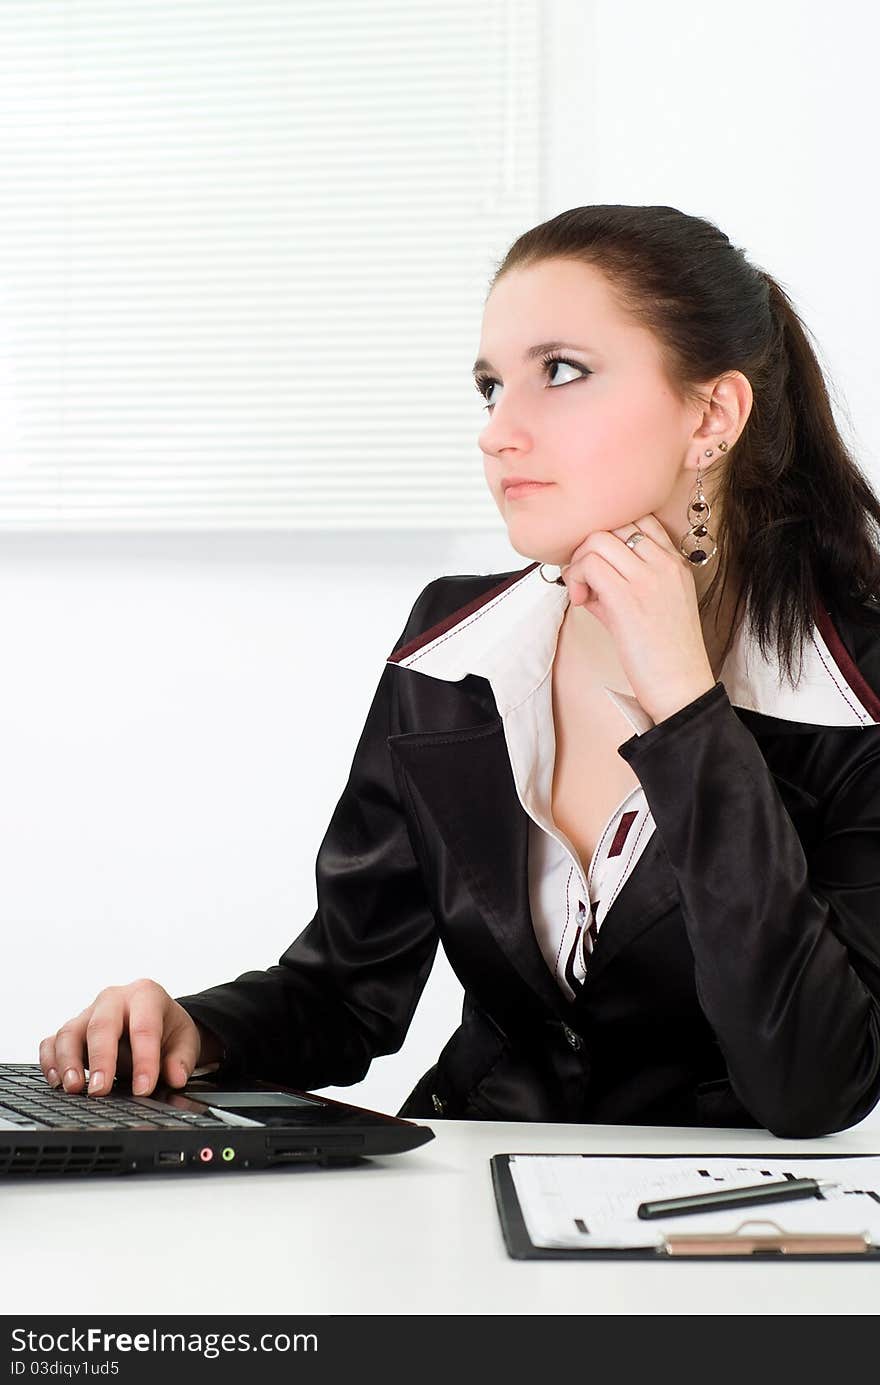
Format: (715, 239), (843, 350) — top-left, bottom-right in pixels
(2, 0), (879, 1130)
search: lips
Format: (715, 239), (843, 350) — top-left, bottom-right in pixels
(502, 479), (553, 500)
(502, 476), (547, 491)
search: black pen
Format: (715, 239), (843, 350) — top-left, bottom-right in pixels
(637, 1177), (839, 1220)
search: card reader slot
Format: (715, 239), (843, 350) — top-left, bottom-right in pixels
(265, 1134), (362, 1151)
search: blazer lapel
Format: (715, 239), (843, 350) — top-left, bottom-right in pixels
(580, 825), (680, 986)
(387, 712), (685, 1015)
(388, 717), (569, 1017)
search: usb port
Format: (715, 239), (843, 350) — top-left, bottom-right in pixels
(155, 1150), (186, 1166)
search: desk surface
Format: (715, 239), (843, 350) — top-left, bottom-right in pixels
(2, 1118), (879, 1315)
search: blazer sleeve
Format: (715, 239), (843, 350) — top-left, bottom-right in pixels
(173, 581), (444, 1091)
(617, 679), (880, 1139)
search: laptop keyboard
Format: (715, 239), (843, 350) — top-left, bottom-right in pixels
(0, 1063), (229, 1130)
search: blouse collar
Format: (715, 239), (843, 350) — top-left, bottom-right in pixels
(388, 560), (880, 732)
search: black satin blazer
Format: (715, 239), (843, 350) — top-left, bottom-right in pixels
(176, 566), (880, 1139)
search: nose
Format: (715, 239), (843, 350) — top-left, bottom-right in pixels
(478, 403), (533, 458)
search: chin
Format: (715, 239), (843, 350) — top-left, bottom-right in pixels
(504, 530), (574, 569)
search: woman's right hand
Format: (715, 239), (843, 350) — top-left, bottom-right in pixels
(38, 978), (221, 1097)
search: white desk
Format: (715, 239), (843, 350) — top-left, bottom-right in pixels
(1, 1118), (879, 1315)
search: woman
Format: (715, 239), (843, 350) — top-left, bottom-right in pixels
(39, 205), (880, 1138)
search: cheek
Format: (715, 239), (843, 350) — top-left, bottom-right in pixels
(554, 402), (673, 522)
(575, 456), (643, 502)
(554, 449), (650, 529)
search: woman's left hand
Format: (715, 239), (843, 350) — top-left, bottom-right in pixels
(560, 512), (717, 725)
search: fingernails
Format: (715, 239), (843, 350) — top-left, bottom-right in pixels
(63, 1068), (79, 1091)
(47, 1068), (59, 1087)
(133, 1073), (149, 1095)
(88, 1070), (104, 1095)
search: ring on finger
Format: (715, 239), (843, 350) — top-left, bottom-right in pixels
(624, 529), (647, 550)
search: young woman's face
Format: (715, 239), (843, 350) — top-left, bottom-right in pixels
(475, 258), (705, 569)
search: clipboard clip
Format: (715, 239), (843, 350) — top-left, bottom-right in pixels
(662, 1217), (873, 1256)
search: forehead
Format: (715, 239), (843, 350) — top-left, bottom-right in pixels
(479, 259), (641, 350)
(485, 258), (612, 313)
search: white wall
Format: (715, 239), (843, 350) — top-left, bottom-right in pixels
(4, 0), (880, 1130)
(0, 528), (520, 1113)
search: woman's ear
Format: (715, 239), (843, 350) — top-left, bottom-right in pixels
(691, 370), (753, 455)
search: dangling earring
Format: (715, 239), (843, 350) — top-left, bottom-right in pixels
(680, 443), (725, 566)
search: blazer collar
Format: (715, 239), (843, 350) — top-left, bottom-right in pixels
(388, 559), (880, 730)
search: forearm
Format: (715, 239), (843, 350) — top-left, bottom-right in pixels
(618, 680), (880, 1137)
(175, 952), (380, 1090)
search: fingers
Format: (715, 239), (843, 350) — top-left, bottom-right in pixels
(83, 991), (129, 1095)
(557, 559), (590, 607)
(159, 1005), (204, 1090)
(40, 1005), (97, 1094)
(567, 517), (680, 597)
(126, 982), (170, 1096)
(565, 576), (591, 607)
(37, 1035), (63, 1090)
(562, 537), (634, 603)
(38, 979), (181, 1099)
(614, 514), (685, 565)
(122, 986), (202, 1096)
(626, 512), (678, 554)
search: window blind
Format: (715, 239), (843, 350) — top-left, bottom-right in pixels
(0, 0), (543, 530)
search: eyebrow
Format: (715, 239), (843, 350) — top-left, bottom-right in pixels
(471, 341), (595, 378)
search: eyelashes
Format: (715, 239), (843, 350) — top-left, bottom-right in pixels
(473, 351), (592, 411)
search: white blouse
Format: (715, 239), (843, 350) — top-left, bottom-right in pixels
(502, 645), (657, 1001)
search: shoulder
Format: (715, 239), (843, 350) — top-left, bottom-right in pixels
(388, 564), (534, 661)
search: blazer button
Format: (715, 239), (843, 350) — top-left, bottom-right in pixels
(562, 1024), (583, 1052)
(431, 1093), (447, 1114)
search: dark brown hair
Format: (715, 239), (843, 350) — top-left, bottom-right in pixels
(490, 205), (880, 687)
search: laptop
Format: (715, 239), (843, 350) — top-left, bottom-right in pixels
(0, 1062), (434, 1177)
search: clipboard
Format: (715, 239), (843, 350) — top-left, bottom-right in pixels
(490, 1152), (880, 1261)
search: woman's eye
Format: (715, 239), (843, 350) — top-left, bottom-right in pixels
(476, 356), (589, 411)
(544, 358), (584, 387)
